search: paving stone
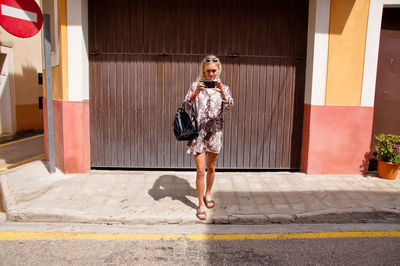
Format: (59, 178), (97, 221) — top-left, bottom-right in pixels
(269, 195), (290, 207)
(210, 215), (229, 224)
(229, 214), (269, 224)
(266, 214), (293, 224)
(1, 160), (400, 225)
(0, 212), (6, 222)
(291, 203), (307, 212)
(294, 208), (381, 223)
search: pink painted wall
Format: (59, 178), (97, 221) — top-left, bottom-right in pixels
(301, 104), (374, 174)
(61, 100), (91, 173)
(301, 104), (311, 173)
(43, 100), (90, 173)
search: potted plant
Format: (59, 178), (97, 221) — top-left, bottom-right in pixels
(375, 134), (400, 180)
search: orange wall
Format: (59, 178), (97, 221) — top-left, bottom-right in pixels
(44, 0), (68, 101)
(16, 105), (43, 131)
(325, 0), (370, 106)
(58, 0), (68, 101)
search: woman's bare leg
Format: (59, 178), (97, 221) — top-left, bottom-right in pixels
(205, 152), (218, 206)
(194, 153), (206, 215)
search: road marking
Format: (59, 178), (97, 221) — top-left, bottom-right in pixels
(0, 232), (184, 240)
(1, 4), (38, 22)
(0, 134), (44, 147)
(187, 231), (400, 240)
(0, 153), (45, 173)
(0, 231), (399, 241)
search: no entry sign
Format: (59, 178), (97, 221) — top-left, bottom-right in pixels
(0, 0), (43, 38)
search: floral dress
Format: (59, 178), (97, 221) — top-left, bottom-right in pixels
(184, 81), (234, 154)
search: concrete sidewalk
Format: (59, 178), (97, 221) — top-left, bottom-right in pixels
(1, 160), (399, 225)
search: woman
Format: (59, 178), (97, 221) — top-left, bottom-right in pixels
(184, 55), (234, 220)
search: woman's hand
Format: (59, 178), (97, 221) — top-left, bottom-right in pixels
(192, 82), (205, 100)
(214, 81), (226, 101)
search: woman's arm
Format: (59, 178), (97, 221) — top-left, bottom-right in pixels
(215, 81), (234, 109)
(222, 85), (234, 109)
(184, 82), (204, 103)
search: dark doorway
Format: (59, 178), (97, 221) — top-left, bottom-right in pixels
(370, 8), (400, 169)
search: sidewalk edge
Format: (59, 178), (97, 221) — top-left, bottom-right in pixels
(0, 175), (18, 219)
(4, 207), (400, 225)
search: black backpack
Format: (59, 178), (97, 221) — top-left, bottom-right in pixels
(173, 104), (198, 141)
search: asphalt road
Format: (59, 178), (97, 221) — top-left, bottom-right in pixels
(0, 134), (44, 169)
(1, 236), (399, 265)
(0, 223), (399, 265)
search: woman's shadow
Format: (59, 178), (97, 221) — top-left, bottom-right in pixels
(148, 175), (198, 209)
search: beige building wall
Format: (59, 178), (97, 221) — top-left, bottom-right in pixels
(0, 0), (44, 132)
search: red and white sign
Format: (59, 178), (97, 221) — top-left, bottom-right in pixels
(0, 0), (43, 38)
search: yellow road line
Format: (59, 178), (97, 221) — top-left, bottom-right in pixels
(0, 232), (184, 240)
(0, 134), (44, 147)
(0, 153), (45, 173)
(187, 231), (400, 240)
(0, 231), (399, 241)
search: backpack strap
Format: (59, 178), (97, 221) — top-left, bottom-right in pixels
(191, 104), (198, 131)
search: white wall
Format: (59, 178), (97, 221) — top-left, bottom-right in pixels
(0, 46), (16, 135)
(67, 0), (89, 101)
(304, 0), (331, 106)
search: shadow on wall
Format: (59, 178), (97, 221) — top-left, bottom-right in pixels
(13, 66), (44, 131)
(360, 151), (379, 174)
(0, 52), (13, 136)
(0, 53), (5, 71)
(0, 63), (44, 167)
(0, 63), (43, 133)
(328, 0), (357, 35)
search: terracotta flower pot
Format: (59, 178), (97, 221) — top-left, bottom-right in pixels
(377, 160), (400, 180)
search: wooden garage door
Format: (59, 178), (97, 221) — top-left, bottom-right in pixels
(88, 0), (308, 169)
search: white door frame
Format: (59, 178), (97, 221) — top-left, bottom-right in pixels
(361, 0), (400, 107)
(0, 45), (16, 136)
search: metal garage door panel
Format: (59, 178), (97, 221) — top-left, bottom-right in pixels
(90, 55), (199, 168)
(89, 0), (307, 57)
(89, 0), (308, 169)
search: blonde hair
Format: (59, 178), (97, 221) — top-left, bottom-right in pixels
(196, 55), (222, 82)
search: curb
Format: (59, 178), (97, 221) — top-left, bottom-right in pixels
(3, 208), (400, 225)
(293, 208), (400, 224)
(0, 175), (18, 217)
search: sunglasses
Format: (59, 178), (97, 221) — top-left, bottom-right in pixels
(205, 57), (219, 63)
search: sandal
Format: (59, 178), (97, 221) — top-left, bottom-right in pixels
(196, 208), (207, 220)
(204, 198), (215, 209)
